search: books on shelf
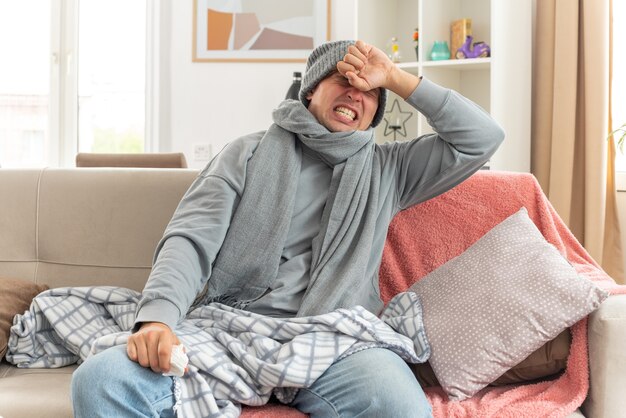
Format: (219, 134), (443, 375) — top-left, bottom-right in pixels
(450, 18), (472, 59)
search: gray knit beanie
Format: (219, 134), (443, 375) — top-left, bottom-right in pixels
(299, 40), (387, 128)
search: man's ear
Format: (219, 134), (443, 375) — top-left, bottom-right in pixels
(306, 89), (314, 100)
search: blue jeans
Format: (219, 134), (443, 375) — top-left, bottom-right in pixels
(289, 348), (432, 417)
(71, 346), (432, 418)
(71, 345), (176, 418)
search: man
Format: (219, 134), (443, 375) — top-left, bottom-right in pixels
(72, 40), (504, 417)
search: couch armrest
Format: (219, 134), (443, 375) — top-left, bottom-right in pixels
(582, 294), (626, 418)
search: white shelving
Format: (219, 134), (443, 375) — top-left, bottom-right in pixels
(356, 0), (532, 172)
(419, 57), (491, 69)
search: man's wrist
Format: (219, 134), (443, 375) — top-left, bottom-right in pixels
(134, 298), (181, 332)
(139, 321), (169, 330)
(386, 67), (421, 100)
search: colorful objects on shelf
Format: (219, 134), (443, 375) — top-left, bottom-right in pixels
(455, 35), (491, 59)
(388, 36), (401, 63)
(430, 41), (451, 61)
(450, 18), (472, 60)
(413, 28), (419, 61)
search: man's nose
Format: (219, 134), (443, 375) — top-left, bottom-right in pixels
(346, 87), (363, 102)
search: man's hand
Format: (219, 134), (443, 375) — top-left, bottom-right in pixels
(337, 40), (421, 100)
(336, 40), (393, 92)
(127, 322), (180, 373)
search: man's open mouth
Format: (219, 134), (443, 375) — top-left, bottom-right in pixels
(334, 106), (357, 122)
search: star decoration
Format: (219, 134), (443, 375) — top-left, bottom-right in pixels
(383, 98), (413, 140)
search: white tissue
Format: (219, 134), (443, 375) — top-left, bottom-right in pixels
(163, 344), (188, 377)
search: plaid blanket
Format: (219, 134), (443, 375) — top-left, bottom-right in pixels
(7, 286), (430, 418)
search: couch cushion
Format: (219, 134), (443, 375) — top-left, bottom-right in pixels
(491, 327), (570, 385)
(35, 168), (196, 290)
(75, 152), (188, 168)
(0, 169), (40, 281)
(0, 363), (76, 418)
(0, 168), (198, 291)
(0, 362), (306, 417)
(408, 207), (608, 401)
(0, 277), (49, 357)
(583, 294), (626, 418)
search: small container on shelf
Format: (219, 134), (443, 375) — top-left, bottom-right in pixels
(387, 37), (402, 63)
(430, 41), (451, 61)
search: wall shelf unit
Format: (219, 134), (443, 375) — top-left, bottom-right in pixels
(356, 0), (532, 172)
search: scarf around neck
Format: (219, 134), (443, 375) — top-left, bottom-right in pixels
(204, 99), (382, 316)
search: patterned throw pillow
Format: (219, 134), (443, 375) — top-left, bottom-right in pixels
(412, 328), (571, 387)
(409, 207), (608, 401)
(0, 277), (49, 358)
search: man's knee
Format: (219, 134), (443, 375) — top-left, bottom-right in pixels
(295, 348), (433, 418)
(355, 377), (431, 417)
(71, 345), (132, 400)
(71, 345), (177, 417)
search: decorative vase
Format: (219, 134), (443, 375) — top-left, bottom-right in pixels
(414, 45), (419, 61)
(430, 41), (451, 61)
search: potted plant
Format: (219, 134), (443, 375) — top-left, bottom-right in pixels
(413, 28), (419, 61)
(610, 122), (626, 153)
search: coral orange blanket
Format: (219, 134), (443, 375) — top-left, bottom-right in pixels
(240, 171), (624, 417)
(379, 170), (626, 418)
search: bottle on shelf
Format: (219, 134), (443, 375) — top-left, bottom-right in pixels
(387, 37), (401, 63)
(285, 71), (302, 100)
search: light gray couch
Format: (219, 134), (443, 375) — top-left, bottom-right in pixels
(0, 168), (625, 417)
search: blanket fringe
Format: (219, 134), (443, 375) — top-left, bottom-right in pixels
(172, 376), (182, 416)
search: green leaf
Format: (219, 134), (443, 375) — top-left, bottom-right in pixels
(609, 122), (626, 154)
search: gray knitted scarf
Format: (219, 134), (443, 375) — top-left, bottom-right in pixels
(205, 99), (381, 316)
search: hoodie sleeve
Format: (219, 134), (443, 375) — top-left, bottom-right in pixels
(379, 77), (505, 211)
(133, 133), (263, 330)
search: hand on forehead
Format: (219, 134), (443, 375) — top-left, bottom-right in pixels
(336, 40), (388, 93)
(338, 41), (372, 74)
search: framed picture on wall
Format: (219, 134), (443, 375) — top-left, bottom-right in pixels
(193, 0), (331, 63)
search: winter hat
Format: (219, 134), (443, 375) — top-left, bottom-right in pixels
(299, 40), (387, 128)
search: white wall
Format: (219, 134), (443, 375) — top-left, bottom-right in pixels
(163, 2), (626, 273)
(163, 1), (356, 169)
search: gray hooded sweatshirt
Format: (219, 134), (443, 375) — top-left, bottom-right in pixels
(135, 78), (505, 330)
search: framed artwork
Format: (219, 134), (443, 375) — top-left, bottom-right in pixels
(193, 0), (331, 63)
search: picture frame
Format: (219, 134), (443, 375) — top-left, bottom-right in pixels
(193, 0), (331, 63)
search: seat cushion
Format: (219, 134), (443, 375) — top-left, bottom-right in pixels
(0, 362), (305, 417)
(0, 362), (76, 418)
(0, 359), (586, 417)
